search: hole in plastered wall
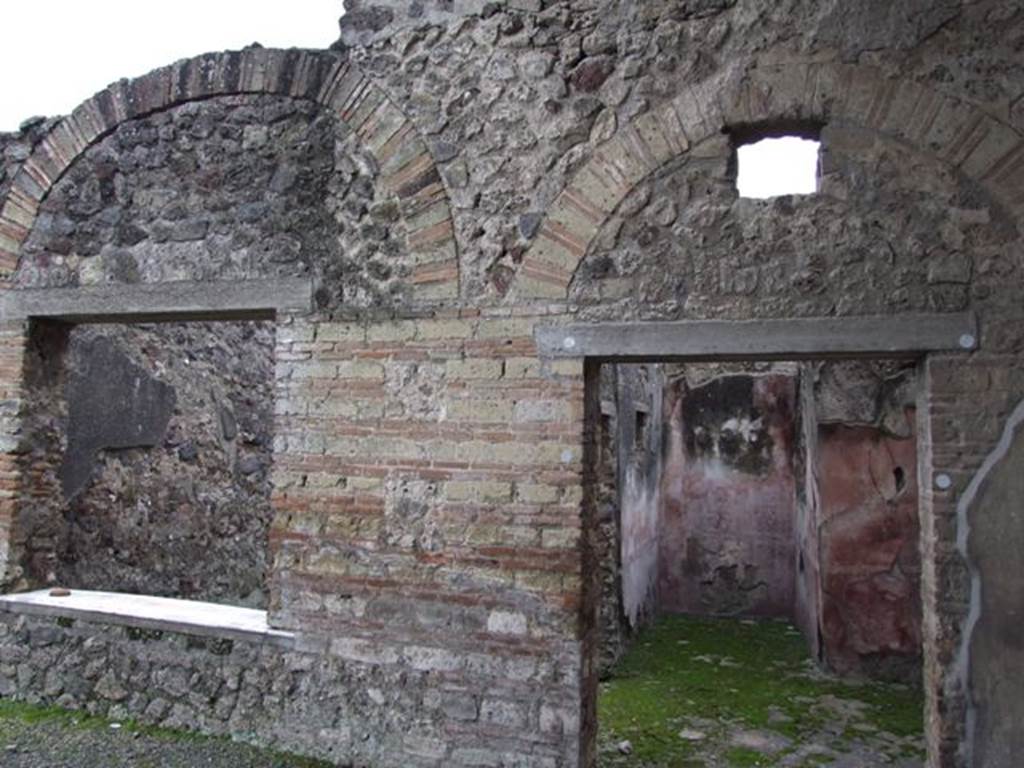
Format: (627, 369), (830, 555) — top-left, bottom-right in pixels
(736, 136), (821, 199)
(634, 410), (649, 457)
(893, 466), (906, 493)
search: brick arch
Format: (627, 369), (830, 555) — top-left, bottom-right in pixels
(513, 61), (1024, 299)
(0, 49), (458, 300)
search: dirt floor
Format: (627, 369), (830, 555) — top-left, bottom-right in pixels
(0, 699), (331, 768)
(598, 615), (925, 767)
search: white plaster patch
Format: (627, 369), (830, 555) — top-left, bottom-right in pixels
(487, 610), (528, 636)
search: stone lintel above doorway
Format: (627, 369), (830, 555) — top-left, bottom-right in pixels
(0, 278), (314, 324)
(535, 313), (978, 362)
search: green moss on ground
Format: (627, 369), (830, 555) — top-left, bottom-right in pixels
(598, 615), (925, 767)
(0, 699), (111, 729)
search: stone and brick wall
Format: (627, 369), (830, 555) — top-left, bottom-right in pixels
(0, 49), (458, 301)
(0, 0), (1021, 765)
(0, 322), (26, 589)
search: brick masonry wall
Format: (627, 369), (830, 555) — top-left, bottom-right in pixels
(0, 322), (25, 589)
(267, 313), (586, 766)
(922, 353), (1024, 767)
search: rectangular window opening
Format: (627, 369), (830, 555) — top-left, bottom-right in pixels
(13, 317), (276, 611)
(736, 135), (821, 199)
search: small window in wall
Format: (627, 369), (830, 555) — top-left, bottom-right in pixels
(736, 136), (820, 199)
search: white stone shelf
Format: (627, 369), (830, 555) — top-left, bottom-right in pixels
(0, 589), (296, 648)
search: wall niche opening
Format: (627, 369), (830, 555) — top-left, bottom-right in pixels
(14, 318), (276, 609)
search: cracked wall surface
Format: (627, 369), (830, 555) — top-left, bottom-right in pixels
(817, 423), (921, 681)
(813, 362), (922, 681)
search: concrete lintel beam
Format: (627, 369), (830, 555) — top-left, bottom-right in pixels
(0, 278), (314, 323)
(536, 313), (978, 361)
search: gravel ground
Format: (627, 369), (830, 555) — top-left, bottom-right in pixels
(0, 703), (332, 768)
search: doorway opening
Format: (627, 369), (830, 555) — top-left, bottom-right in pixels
(588, 357), (925, 767)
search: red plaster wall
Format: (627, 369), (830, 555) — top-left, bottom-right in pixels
(817, 421), (922, 680)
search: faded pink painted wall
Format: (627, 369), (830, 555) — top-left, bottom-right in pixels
(817, 420), (922, 680)
(618, 365), (663, 630)
(659, 374), (798, 618)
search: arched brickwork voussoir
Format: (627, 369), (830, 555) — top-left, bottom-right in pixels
(513, 60), (1024, 300)
(0, 48), (459, 300)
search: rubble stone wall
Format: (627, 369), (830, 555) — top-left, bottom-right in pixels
(0, 611), (437, 767)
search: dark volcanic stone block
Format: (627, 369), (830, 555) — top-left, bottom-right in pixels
(59, 336), (175, 499)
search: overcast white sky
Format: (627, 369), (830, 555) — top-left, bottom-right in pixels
(0, 1), (341, 131)
(1, 3), (814, 198)
(737, 137), (820, 198)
